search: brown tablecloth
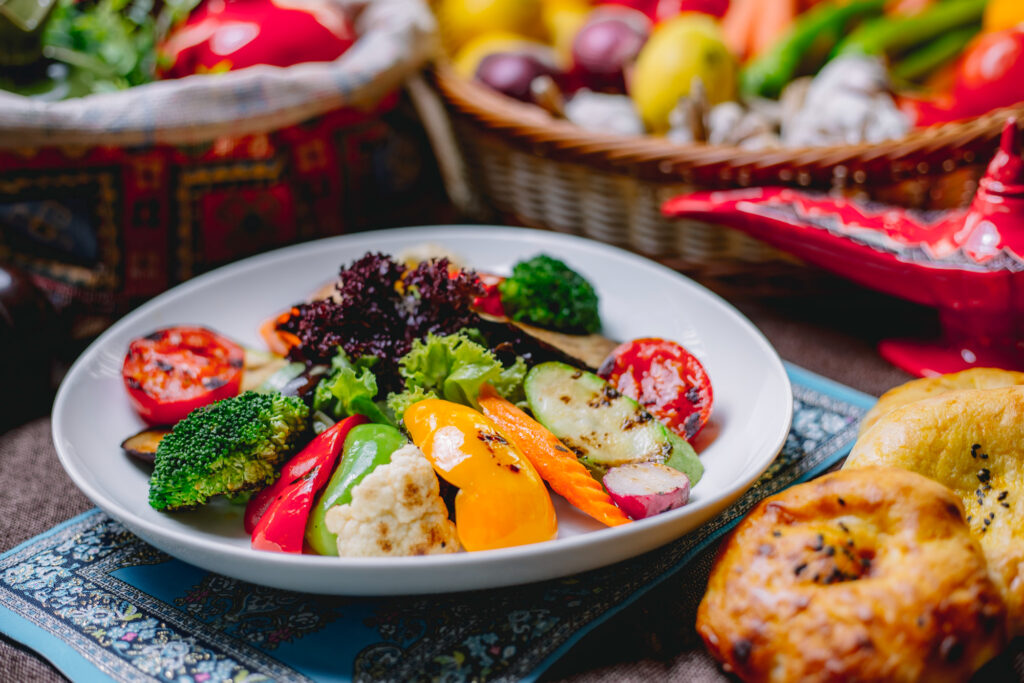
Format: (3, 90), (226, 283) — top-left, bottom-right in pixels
(1, 285), (1018, 682)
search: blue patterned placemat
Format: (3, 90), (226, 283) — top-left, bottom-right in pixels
(0, 364), (874, 683)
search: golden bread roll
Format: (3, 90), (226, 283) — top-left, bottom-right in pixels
(858, 367), (1024, 436)
(847, 385), (1024, 636)
(697, 467), (1006, 683)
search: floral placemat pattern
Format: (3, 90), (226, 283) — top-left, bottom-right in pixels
(0, 365), (873, 682)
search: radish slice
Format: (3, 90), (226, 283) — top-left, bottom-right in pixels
(603, 462), (690, 520)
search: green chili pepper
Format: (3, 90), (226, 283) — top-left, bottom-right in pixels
(835, 0), (985, 59)
(304, 423), (407, 556)
(891, 25), (979, 84)
(740, 0), (885, 99)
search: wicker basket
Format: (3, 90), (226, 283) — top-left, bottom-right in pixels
(429, 62), (1024, 275)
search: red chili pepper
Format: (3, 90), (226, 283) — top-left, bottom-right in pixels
(122, 326), (243, 426)
(247, 414), (368, 552)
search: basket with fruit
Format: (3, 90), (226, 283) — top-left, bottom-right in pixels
(429, 0), (1024, 272)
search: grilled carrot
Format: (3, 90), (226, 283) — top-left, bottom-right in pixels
(260, 309), (300, 357)
(478, 384), (632, 527)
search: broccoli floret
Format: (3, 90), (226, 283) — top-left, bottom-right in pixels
(148, 391), (309, 511)
(498, 255), (601, 334)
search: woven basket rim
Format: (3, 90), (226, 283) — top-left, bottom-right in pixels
(434, 61), (1024, 171)
(0, 0), (437, 149)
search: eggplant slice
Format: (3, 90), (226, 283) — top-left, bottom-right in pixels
(121, 427), (171, 464)
(476, 314), (617, 371)
(508, 320), (618, 370)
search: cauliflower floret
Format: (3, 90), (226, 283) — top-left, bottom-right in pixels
(325, 444), (460, 557)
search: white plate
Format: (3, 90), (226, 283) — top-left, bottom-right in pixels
(53, 226), (791, 595)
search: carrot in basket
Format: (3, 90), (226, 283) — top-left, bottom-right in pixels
(259, 308), (300, 357)
(722, 0), (758, 60)
(477, 383), (632, 527)
(750, 0), (797, 58)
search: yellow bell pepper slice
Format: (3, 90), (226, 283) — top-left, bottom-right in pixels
(404, 399), (557, 551)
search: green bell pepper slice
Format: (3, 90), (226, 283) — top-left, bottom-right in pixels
(304, 423), (407, 556)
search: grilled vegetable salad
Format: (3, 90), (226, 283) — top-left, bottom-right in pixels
(120, 251), (716, 556)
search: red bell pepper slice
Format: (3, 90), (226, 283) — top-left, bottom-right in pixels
(447, 268), (506, 317)
(474, 273), (506, 317)
(244, 414), (369, 533)
(250, 477), (319, 554)
(246, 414), (368, 551)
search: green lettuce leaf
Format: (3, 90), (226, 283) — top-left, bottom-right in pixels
(313, 350), (393, 426)
(385, 385), (438, 422)
(492, 356), (528, 406)
(387, 331), (528, 420)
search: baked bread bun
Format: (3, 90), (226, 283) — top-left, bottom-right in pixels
(697, 467), (1006, 683)
(847, 385), (1024, 636)
(858, 368), (1024, 436)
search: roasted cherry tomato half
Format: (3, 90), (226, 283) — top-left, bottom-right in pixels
(122, 326), (244, 425)
(598, 337), (713, 440)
